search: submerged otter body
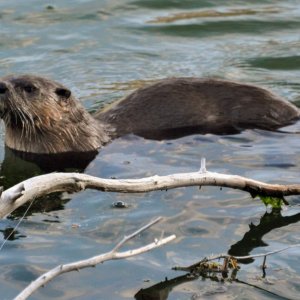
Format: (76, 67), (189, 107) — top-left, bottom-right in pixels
(0, 75), (299, 154)
(97, 78), (300, 139)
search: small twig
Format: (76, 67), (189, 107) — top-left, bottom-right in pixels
(13, 217), (176, 300)
(0, 199), (35, 251)
(262, 255), (267, 269)
(111, 216), (162, 252)
(199, 157), (207, 173)
(262, 255), (267, 277)
(228, 243), (300, 261)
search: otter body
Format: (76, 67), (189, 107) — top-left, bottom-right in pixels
(97, 78), (300, 139)
(0, 75), (299, 154)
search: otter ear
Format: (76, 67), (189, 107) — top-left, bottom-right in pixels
(55, 88), (71, 100)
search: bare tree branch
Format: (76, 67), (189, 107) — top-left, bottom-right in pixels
(1, 159), (299, 217)
(13, 217), (176, 300)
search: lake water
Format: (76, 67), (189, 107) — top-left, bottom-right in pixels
(0, 0), (300, 299)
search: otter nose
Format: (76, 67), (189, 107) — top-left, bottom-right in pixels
(0, 82), (8, 94)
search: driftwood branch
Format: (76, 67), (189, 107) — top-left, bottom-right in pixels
(173, 243), (300, 273)
(1, 158), (300, 217)
(13, 217), (176, 300)
(137, 245), (300, 300)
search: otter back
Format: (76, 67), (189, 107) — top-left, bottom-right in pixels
(96, 78), (300, 139)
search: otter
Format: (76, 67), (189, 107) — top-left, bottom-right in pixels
(0, 75), (299, 154)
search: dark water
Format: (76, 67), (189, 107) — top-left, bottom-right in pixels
(1, 1), (300, 299)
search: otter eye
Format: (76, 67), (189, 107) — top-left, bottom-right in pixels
(0, 83), (8, 94)
(23, 85), (36, 93)
(55, 88), (71, 99)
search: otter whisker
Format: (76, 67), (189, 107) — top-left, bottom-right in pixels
(13, 106), (33, 142)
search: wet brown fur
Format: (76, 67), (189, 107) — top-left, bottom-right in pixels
(97, 78), (300, 138)
(0, 75), (110, 153)
(0, 75), (299, 154)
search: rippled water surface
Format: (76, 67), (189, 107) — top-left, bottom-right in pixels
(1, 1), (300, 299)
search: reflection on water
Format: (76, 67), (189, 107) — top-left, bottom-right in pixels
(135, 208), (300, 299)
(229, 209), (300, 263)
(0, 0), (300, 299)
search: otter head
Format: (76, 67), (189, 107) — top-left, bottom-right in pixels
(0, 75), (110, 154)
